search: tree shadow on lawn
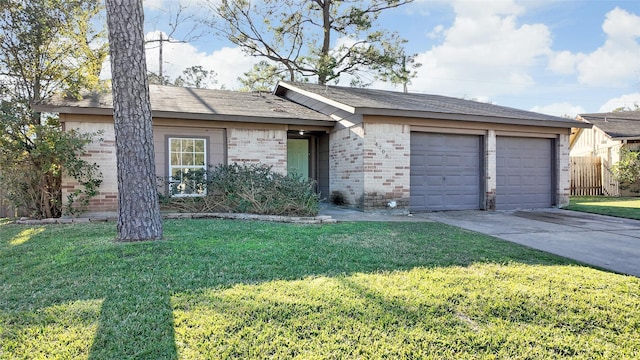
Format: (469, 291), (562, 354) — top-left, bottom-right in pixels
(0, 219), (581, 359)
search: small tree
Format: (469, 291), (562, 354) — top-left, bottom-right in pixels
(0, 100), (102, 218)
(0, 0), (107, 218)
(150, 65), (219, 89)
(612, 147), (640, 186)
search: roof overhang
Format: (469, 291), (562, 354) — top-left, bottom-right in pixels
(610, 137), (640, 142)
(274, 81), (356, 114)
(275, 82), (592, 130)
(33, 103), (337, 127)
(359, 108), (592, 129)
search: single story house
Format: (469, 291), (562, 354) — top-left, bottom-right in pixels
(571, 111), (640, 195)
(34, 82), (589, 214)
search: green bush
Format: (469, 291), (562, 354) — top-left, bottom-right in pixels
(162, 163), (320, 216)
(0, 104), (103, 218)
(612, 147), (640, 186)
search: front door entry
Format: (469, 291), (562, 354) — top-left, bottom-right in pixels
(287, 139), (309, 179)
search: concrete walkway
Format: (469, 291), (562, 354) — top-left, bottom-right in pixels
(320, 205), (640, 277)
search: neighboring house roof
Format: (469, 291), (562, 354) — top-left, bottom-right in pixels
(578, 111), (640, 140)
(33, 85), (335, 127)
(274, 81), (590, 129)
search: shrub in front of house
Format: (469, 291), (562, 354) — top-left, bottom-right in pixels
(160, 163), (320, 216)
(612, 148), (640, 195)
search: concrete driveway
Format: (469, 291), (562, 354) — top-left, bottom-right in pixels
(420, 209), (640, 277)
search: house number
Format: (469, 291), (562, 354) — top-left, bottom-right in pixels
(374, 142), (391, 159)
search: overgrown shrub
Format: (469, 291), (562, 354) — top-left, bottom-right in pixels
(161, 163), (320, 216)
(612, 147), (640, 187)
(0, 104), (103, 218)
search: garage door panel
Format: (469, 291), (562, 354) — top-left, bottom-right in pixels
(410, 133), (482, 211)
(497, 137), (552, 210)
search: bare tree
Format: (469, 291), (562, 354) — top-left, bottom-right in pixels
(105, 0), (162, 241)
(145, 4), (208, 84)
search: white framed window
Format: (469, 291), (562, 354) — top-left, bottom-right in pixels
(169, 137), (207, 196)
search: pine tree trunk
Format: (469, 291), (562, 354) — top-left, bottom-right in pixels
(105, 0), (163, 241)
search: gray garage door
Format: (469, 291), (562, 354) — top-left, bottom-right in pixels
(497, 137), (553, 210)
(410, 132), (482, 211)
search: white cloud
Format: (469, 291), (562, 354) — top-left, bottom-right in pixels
(598, 93), (640, 112)
(530, 102), (586, 118)
(428, 25), (444, 39)
(547, 50), (585, 75)
(409, 0), (551, 99)
(144, 32), (259, 89)
(548, 7), (640, 87)
(143, 0), (165, 10)
(100, 32), (258, 90)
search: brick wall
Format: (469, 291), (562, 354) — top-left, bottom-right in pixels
(329, 123), (411, 211)
(362, 123), (410, 210)
(329, 125), (364, 207)
(63, 121), (118, 214)
(485, 130), (497, 210)
(227, 128), (287, 174)
(557, 133), (571, 207)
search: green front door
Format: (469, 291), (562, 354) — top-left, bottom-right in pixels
(287, 139), (309, 179)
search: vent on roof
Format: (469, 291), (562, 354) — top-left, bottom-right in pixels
(271, 108), (286, 112)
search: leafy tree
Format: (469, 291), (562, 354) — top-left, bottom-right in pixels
(0, 0), (107, 110)
(175, 65), (218, 89)
(105, 0), (163, 241)
(612, 104), (640, 112)
(374, 54), (421, 93)
(207, 0), (415, 86)
(612, 147), (640, 186)
(149, 65), (219, 89)
(238, 60), (286, 92)
(147, 71), (173, 87)
(0, 0), (107, 218)
(0, 101), (102, 218)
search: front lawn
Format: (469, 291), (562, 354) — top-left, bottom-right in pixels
(566, 196), (640, 219)
(1, 219), (639, 359)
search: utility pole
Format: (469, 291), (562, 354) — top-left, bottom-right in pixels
(145, 32), (166, 85)
(143, 4), (207, 85)
(402, 56), (408, 94)
(158, 32), (163, 84)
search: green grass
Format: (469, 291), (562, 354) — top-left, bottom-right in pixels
(1, 219), (639, 359)
(566, 196), (640, 219)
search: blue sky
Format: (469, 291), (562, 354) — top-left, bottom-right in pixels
(139, 0), (640, 117)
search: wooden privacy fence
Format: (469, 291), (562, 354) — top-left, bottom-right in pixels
(601, 159), (620, 196)
(570, 156), (602, 196)
(570, 156), (620, 196)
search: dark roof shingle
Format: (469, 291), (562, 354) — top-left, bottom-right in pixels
(276, 81), (587, 128)
(579, 111), (640, 139)
(34, 85), (334, 124)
